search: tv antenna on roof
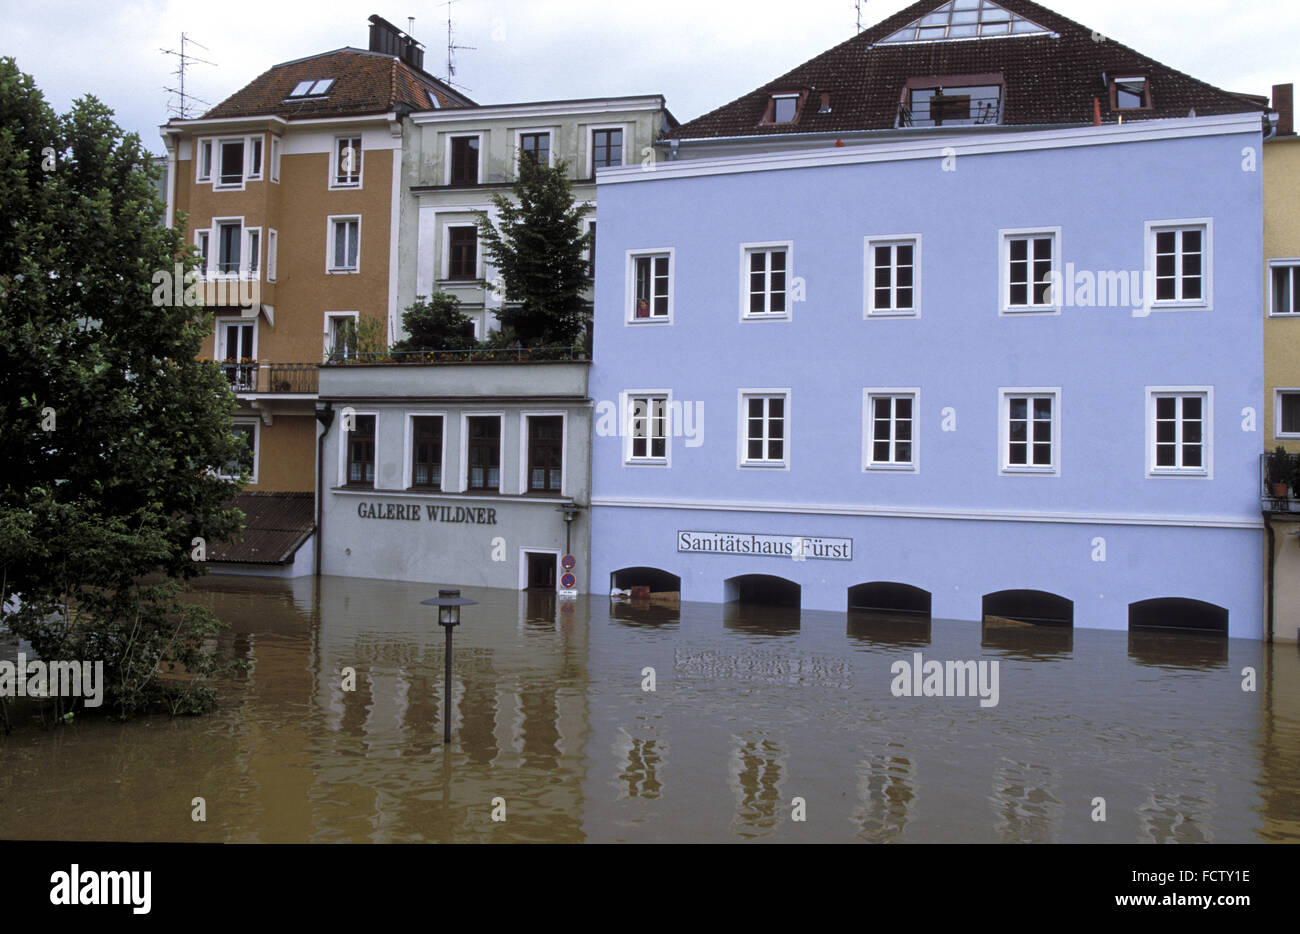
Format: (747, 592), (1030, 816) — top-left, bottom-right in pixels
(161, 33), (215, 119)
(856, 0), (866, 33)
(440, 0), (475, 89)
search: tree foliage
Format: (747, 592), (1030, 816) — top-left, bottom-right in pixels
(0, 58), (246, 721)
(476, 154), (592, 346)
(390, 293), (477, 352)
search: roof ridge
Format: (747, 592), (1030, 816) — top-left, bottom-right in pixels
(667, 0), (1262, 141)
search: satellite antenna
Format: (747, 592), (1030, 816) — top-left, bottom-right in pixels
(440, 0), (475, 89)
(161, 33), (215, 120)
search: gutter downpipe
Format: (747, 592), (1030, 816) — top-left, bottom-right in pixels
(1266, 514), (1276, 644)
(315, 402), (335, 577)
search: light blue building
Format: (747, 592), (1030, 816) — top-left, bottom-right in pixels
(589, 112), (1267, 636)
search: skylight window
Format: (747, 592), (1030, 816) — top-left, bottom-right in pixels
(1112, 76), (1150, 110)
(287, 78), (335, 98)
(880, 0), (1050, 44)
(773, 95), (799, 123)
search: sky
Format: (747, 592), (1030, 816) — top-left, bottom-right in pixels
(2, 0), (1296, 152)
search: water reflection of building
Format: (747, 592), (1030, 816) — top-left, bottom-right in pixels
(613, 720), (666, 800)
(991, 758), (1063, 844)
(215, 577), (592, 842)
(728, 735), (786, 837)
(854, 749), (916, 842)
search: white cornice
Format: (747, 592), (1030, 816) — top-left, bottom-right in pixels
(590, 495), (1262, 530)
(161, 112), (398, 137)
(411, 96), (666, 125)
(161, 115), (289, 135)
(601, 112), (1263, 185)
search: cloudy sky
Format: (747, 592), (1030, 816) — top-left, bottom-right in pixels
(3, 0), (1296, 150)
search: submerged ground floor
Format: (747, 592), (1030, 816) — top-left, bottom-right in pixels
(591, 504), (1273, 640)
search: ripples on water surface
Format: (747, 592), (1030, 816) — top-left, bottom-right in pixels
(1, 575), (1296, 843)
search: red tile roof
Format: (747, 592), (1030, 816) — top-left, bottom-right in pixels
(669, 0), (1264, 140)
(209, 492), (314, 565)
(201, 47), (474, 121)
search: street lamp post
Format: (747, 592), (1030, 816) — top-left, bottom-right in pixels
(560, 502), (580, 556)
(421, 588), (477, 744)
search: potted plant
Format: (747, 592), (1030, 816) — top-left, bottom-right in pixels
(1267, 445), (1291, 498)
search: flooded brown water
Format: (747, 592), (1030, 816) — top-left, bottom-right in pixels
(2, 575), (1297, 843)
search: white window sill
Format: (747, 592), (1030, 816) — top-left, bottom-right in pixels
(1001, 305), (1061, 315)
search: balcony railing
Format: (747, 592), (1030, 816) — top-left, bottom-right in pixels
(1260, 451), (1300, 512)
(322, 346), (589, 366)
(220, 361), (319, 394)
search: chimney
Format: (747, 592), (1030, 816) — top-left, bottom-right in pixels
(368, 14), (424, 72)
(1274, 83), (1294, 136)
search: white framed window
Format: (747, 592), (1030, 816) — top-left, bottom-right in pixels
(195, 229), (210, 276)
(1275, 389), (1300, 439)
(740, 241), (793, 321)
(244, 227), (261, 277)
(447, 133), (483, 185)
(771, 93), (800, 124)
(461, 412), (504, 493)
(222, 418), (260, 483)
(585, 218), (597, 279)
(337, 410), (378, 488)
(622, 391), (671, 466)
(196, 139), (213, 183)
(513, 128), (553, 170)
(519, 410), (567, 494)
(1146, 387), (1211, 477)
(216, 138), (247, 189)
(999, 388), (1060, 475)
(865, 236), (920, 317)
(266, 229), (278, 282)
(245, 229), (261, 277)
(324, 311), (359, 361)
(213, 217), (244, 276)
(269, 136), (281, 183)
(215, 317), (257, 391)
(738, 390), (789, 468)
(864, 389), (919, 471)
(405, 412), (447, 490)
(442, 222), (479, 281)
(327, 216), (360, 273)
(1000, 227), (1060, 314)
(331, 136), (362, 188)
(247, 136), (263, 181)
(626, 249), (673, 324)
(1145, 219), (1212, 311)
(588, 124), (628, 175)
(1268, 259), (1300, 317)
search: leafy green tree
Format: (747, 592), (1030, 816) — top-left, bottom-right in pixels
(476, 153), (592, 346)
(391, 293), (477, 352)
(0, 58), (246, 721)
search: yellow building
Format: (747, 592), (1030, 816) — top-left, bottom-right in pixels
(159, 17), (473, 574)
(1262, 82), (1299, 641)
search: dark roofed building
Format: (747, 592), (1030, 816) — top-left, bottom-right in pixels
(666, 0), (1266, 153)
(203, 17), (473, 122)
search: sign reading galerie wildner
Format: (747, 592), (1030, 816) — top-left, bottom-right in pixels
(677, 530), (852, 560)
(357, 502), (498, 525)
